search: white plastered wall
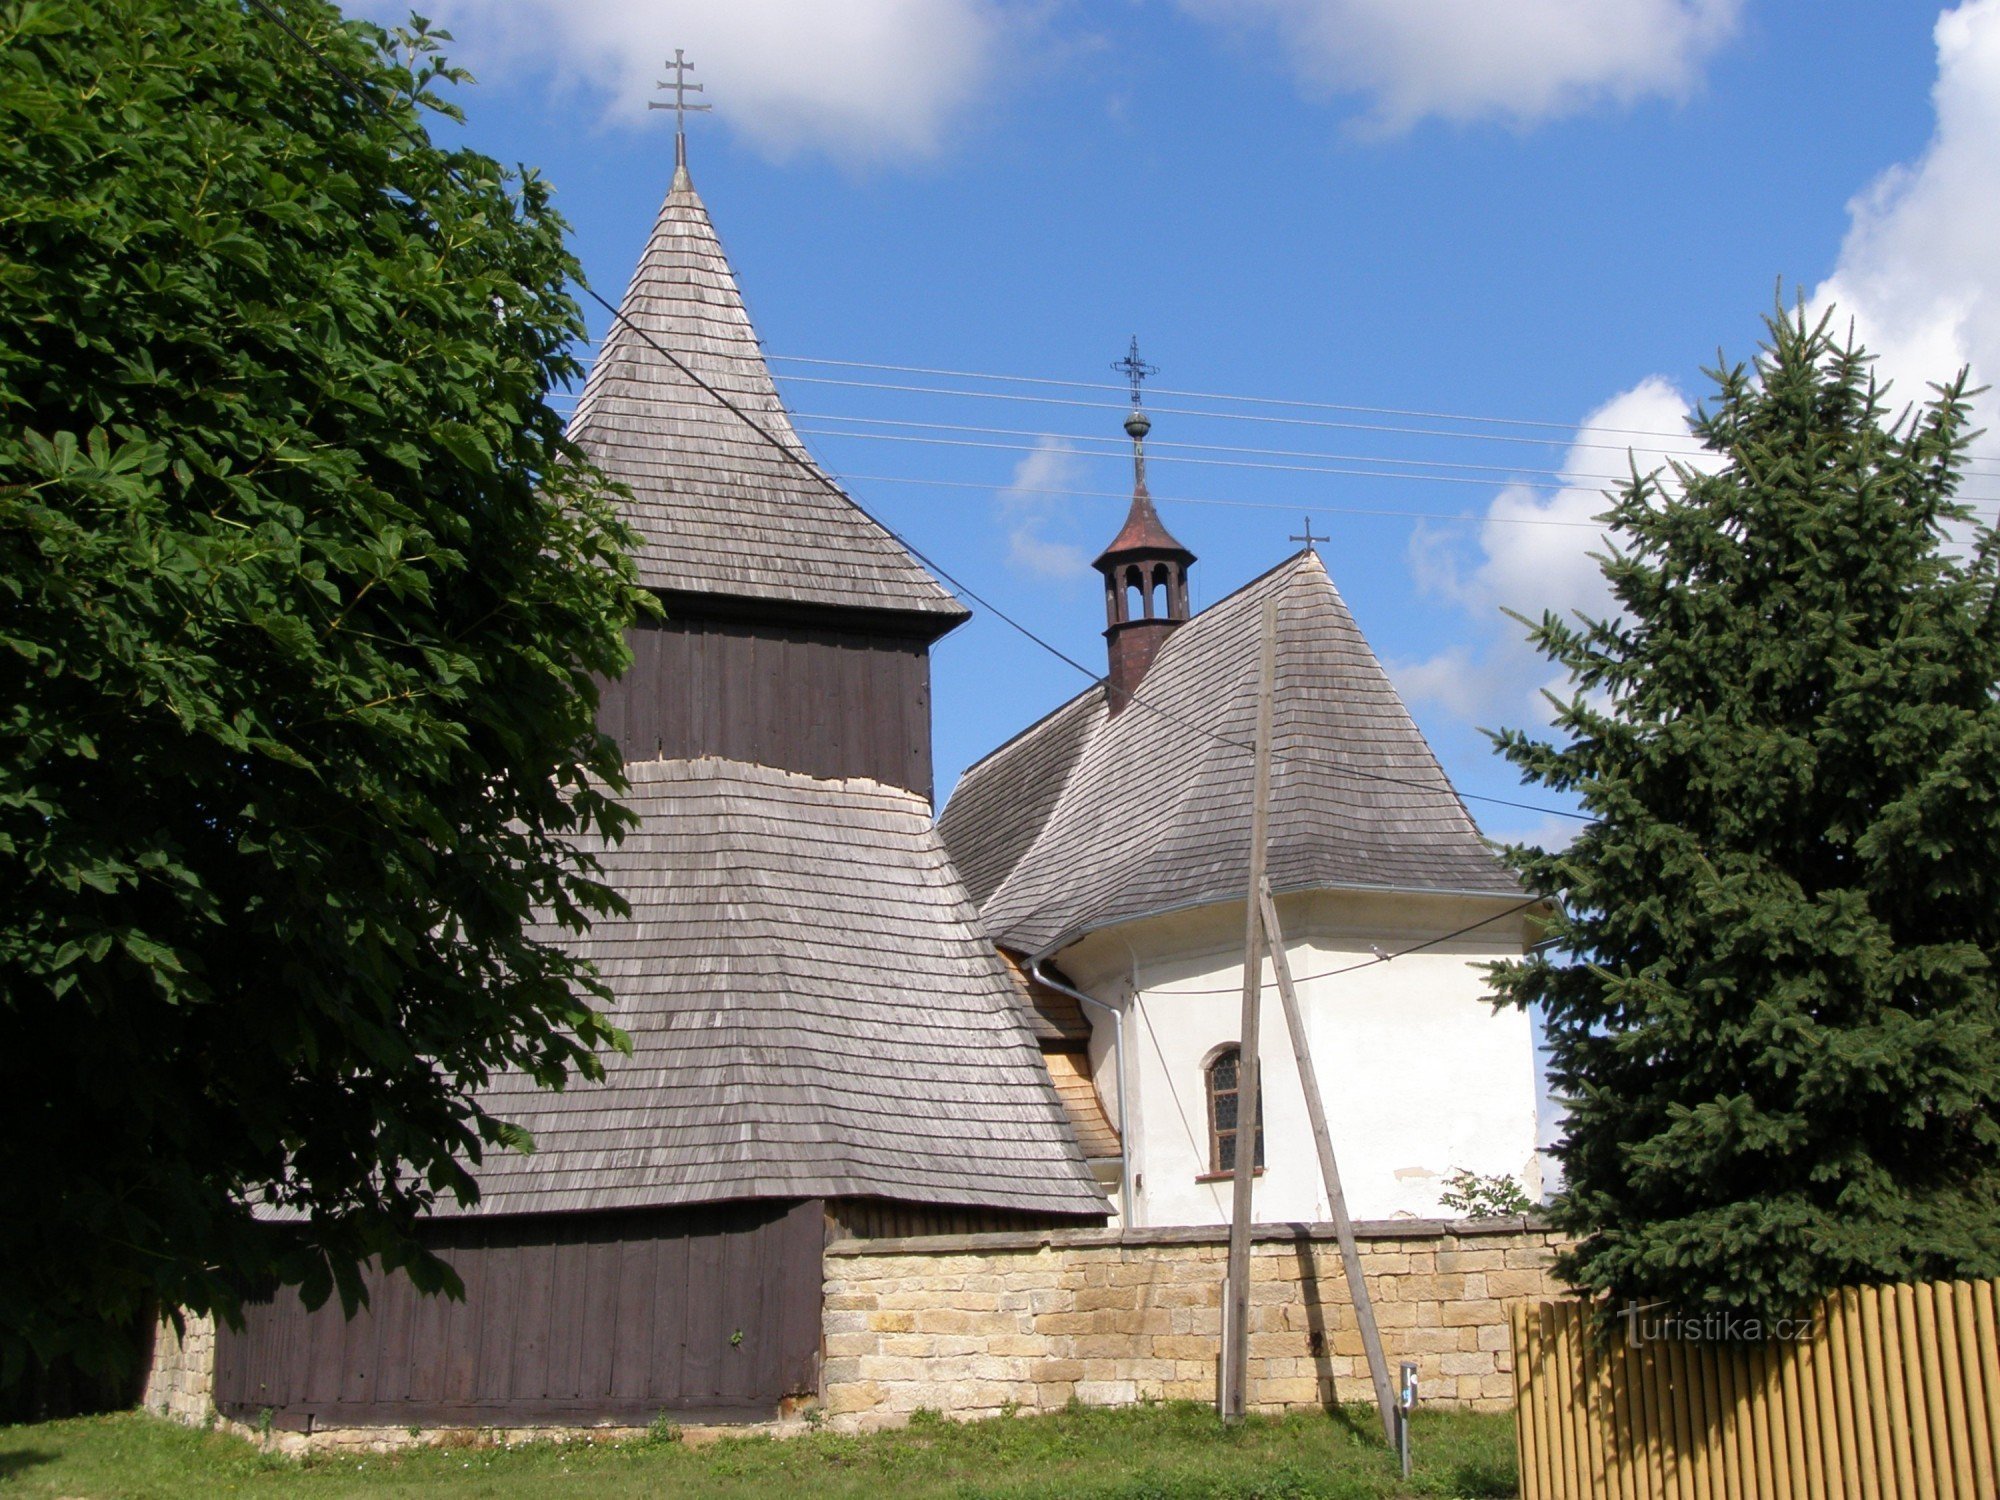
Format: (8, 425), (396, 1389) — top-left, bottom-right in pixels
(1055, 889), (1540, 1228)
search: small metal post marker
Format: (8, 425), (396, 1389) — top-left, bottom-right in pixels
(1397, 1362), (1419, 1478)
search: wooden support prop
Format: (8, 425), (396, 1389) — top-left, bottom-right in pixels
(1220, 597), (1277, 1422)
(1257, 876), (1398, 1445)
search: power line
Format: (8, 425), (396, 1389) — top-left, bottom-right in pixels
(551, 366), (2000, 485)
(240, 0), (1597, 833)
(778, 411), (1668, 485)
(1172, 895), (1550, 996)
(786, 426), (2000, 509)
(562, 345), (2000, 474)
(816, 471), (1618, 529)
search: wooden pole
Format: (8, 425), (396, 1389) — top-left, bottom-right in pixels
(1257, 876), (1398, 1445)
(1220, 597), (1277, 1422)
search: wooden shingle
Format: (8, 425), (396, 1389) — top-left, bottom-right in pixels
(455, 758), (1107, 1220)
(568, 162), (967, 623)
(941, 551), (1522, 955)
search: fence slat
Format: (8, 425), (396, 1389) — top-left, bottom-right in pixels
(1509, 1278), (2000, 1500)
(1932, 1279), (1973, 1499)
(1954, 1282), (1993, 1498)
(1893, 1282), (1933, 1499)
(1776, 1332), (1809, 1500)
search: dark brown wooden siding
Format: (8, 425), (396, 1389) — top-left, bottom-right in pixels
(599, 616), (935, 800)
(215, 1201), (823, 1428)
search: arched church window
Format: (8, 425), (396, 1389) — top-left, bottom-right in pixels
(1205, 1046), (1264, 1175)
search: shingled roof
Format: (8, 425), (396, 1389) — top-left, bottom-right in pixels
(939, 551), (1521, 956)
(566, 163), (967, 626)
(457, 757), (1106, 1220)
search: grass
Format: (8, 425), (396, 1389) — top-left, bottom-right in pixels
(0, 1402), (1517, 1499)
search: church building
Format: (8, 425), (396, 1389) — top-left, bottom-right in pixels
(196, 134), (1107, 1434)
(939, 398), (1543, 1230)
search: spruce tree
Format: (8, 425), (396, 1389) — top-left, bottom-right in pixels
(1493, 306), (2000, 1327)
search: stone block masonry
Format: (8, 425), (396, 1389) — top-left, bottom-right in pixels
(820, 1217), (1566, 1433)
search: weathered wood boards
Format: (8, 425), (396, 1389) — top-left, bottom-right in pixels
(1510, 1278), (2000, 1499)
(216, 1201), (824, 1428)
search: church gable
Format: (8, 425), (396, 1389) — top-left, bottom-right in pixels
(943, 551), (1520, 956)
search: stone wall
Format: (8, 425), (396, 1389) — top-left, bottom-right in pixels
(820, 1217), (1565, 1432)
(141, 1311), (217, 1426)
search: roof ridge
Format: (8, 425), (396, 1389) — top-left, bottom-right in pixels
(639, 753), (934, 813)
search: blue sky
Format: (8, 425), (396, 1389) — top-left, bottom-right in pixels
(354, 0), (2000, 840)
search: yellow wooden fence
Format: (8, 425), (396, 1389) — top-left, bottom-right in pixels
(1510, 1278), (2000, 1499)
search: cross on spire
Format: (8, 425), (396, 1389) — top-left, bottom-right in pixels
(1290, 517), (1329, 554)
(650, 50), (712, 168)
(1112, 336), (1158, 409)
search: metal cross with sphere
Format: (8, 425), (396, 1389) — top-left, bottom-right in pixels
(1113, 336), (1158, 408)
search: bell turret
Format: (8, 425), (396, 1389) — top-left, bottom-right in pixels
(1093, 358), (1194, 715)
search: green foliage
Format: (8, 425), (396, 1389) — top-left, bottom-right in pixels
(1491, 304), (2000, 1327)
(0, 0), (645, 1380)
(1437, 1169), (1533, 1220)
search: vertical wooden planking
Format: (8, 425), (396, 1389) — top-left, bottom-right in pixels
(1562, 1304), (1593, 1500)
(1580, 1317), (1615, 1500)
(1536, 1303), (1564, 1500)
(1739, 1340), (1769, 1500)
(1840, 1288), (1880, 1495)
(1791, 1315), (1829, 1500)
(647, 1216), (691, 1403)
(1604, 1319), (1636, 1500)
(1932, 1279), (1974, 1498)
(1956, 1282), (1995, 1497)
(1511, 1305), (1541, 1500)
(474, 1237), (520, 1409)
(1704, 1336), (1736, 1500)
(336, 1276), (380, 1408)
(441, 1234), (487, 1410)
(370, 1266), (415, 1408)
(718, 1208), (770, 1403)
(1820, 1291), (1852, 1499)
(1784, 1336), (1816, 1500)
(579, 1224), (623, 1399)
(544, 1224), (587, 1401)
(610, 1233), (657, 1403)
(508, 1236), (556, 1402)
(302, 1294), (348, 1407)
(1663, 1336), (1697, 1500)
(1892, 1282), (1935, 1499)
(1721, 1336), (1758, 1499)
(1976, 1282), (2000, 1482)
(683, 1213), (726, 1402)
(1861, 1284), (1908, 1496)
(778, 1200), (825, 1397)
(1634, 1330), (1666, 1500)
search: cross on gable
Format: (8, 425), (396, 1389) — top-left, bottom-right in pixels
(1290, 517), (1329, 553)
(650, 49), (712, 162)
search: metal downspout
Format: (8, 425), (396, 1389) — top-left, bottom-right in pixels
(1029, 958), (1135, 1229)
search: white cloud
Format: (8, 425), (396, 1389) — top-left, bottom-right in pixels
(1403, 2), (2000, 762)
(414, 0), (1024, 163)
(1000, 439), (1093, 579)
(1811, 0), (2000, 474)
(1396, 378), (1701, 728)
(1177, 0), (1742, 132)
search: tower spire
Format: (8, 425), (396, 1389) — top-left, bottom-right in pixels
(1095, 339), (1194, 715)
(650, 49), (712, 174)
